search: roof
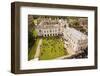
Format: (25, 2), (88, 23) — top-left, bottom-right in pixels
(64, 27), (87, 41)
(36, 19), (62, 29)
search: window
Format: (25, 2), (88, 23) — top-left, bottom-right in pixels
(39, 30), (41, 32)
(44, 30), (46, 33)
(50, 30), (52, 32)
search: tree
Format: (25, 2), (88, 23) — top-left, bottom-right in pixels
(28, 31), (35, 50)
(32, 29), (38, 38)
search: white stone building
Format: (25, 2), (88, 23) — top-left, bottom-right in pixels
(35, 19), (67, 37)
(63, 27), (88, 52)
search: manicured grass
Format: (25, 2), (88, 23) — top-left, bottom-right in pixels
(39, 37), (68, 60)
(28, 38), (40, 60)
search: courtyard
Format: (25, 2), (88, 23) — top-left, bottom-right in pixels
(28, 36), (68, 60)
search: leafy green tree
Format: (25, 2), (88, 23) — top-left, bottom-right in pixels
(32, 29), (38, 38)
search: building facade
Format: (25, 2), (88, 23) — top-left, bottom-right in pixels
(35, 19), (68, 37)
(63, 27), (88, 52)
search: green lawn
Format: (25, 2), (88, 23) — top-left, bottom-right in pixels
(28, 38), (40, 60)
(39, 37), (68, 60)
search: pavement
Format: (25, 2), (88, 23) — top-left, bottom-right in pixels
(34, 38), (42, 59)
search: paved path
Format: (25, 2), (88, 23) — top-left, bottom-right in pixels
(34, 39), (42, 59)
